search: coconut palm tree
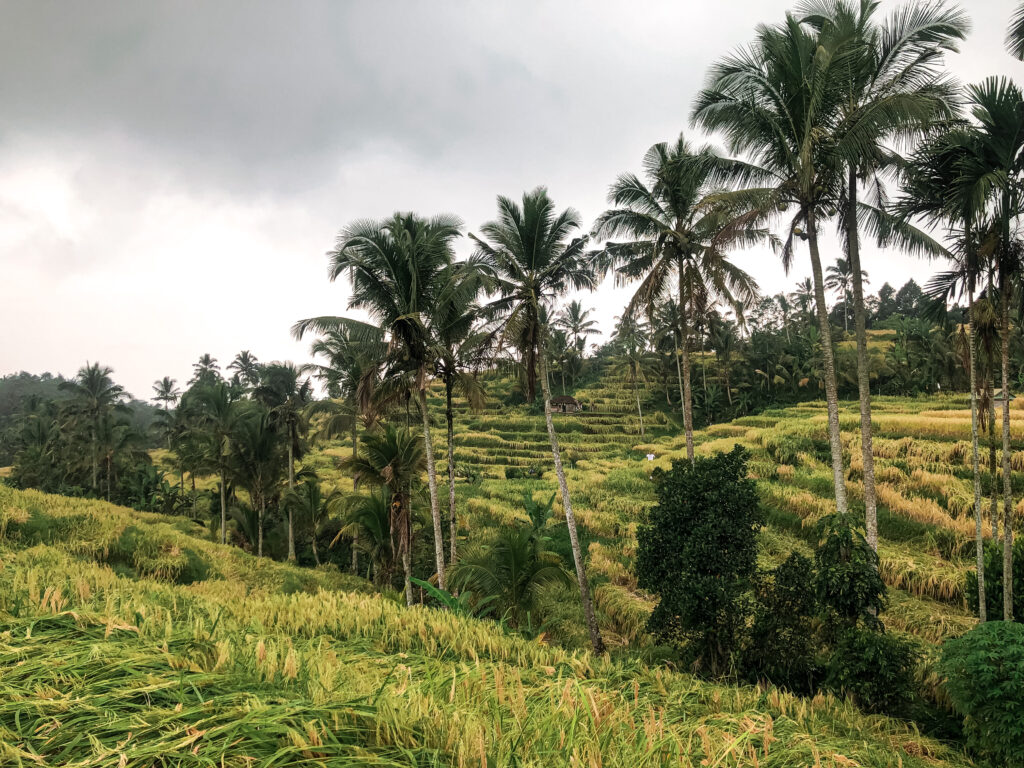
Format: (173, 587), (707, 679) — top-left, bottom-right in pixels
(433, 263), (493, 566)
(189, 354), (221, 388)
(950, 78), (1024, 621)
(193, 382), (240, 546)
(59, 362), (129, 495)
(255, 362), (314, 561)
(300, 213), (462, 590)
(903, 132), (993, 622)
(610, 313), (657, 437)
(471, 187), (605, 654)
(285, 478), (342, 566)
(825, 258), (870, 333)
(693, 15), (856, 514)
(554, 300), (601, 356)
(230, 406), (281, 558)
(227, 350), (262, 391)
(152, 377), (180, 410)
(591, 134), (763, 462)
(344, 424), (426, 605)
(799, 0), (967, 553)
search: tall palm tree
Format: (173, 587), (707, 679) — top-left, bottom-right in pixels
(554, 300), (601, 356)
(789, 278), (816, 324)
(591, 134), (762, 462)
(336, 490), (394, 584)
(433, 263), (493, 566)
(255, 362), (313, 561)
(152, 377), (180, 410)
(59, 362), (129, 495)
(231, 407), (281, 558)
(824, 258), (870, 333)
(693, 15), (857, 514)
(193, 382), (240, 545)
(471, 187), (605, 654)
(950, 78), (1024, 621)
(300, 213), (462, 590)
(227, 351), (262, 391)
(610, 313), (657, 437)
(189, 354), (221, 387)
(800, 0), (967, 554)
(903, 134), (992, 622)
(344, 424), (426, 605)
(285, 478), (342, 566)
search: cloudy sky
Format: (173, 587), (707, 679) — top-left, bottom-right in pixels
(2, 0), (1021, 400)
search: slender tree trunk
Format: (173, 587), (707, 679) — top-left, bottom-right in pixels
(634, 378), (645, 437)
(847, 170), (877, 551)
(402, 495), (413, 607)
(219, 469), (227, 546)
(674, 339), (686, 419)
(1000, 284), (1014, 621)
(312, 525), (320, 566)
(678, 296), (695, 464)
(106, 453), (112, 502)
(418, 385), (447, 590)
(91, 425), (98, 494)
(968, 289), (987, 622)
(539, 346), (604, 655)
(287, 438), (296, 562)
(988, 378), (1000, 540)
(258, 492), (264, 558)
(351, 419), (359, 574)
(445, 378), (458, 566)
(699, 328), (707, 394)
(806, 210), (848, 515)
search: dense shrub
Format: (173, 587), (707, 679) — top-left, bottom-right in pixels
(939, 621), (1024, 765)
(814, 513), (886, 631)
(636, 447), (763, 675)
(744, 552), (819, 694)
(826, 628), (920, 715)
(966, 537), (1024, 622)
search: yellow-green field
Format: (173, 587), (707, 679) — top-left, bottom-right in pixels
(4, 375), (1015, 766)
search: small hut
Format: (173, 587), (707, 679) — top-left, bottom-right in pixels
(549, 395), (582, 413)
(994, 388), (1018, 403)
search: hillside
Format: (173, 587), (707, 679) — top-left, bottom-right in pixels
(0, 480), (974, 767)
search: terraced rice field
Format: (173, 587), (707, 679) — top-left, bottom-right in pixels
(0, 484), (974, 767)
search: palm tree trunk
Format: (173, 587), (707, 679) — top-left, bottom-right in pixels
(539, 347), (604, 655)
(988, 378), (999, 540)
(806, 210), (848, 515)
(968, 289), (987, 622)
(1000, 284), (1014, 621)
(287, 438), (296, 562)
(678, 303), (695, 464)
(634, 378), (645, 437)
(445, 377), (458, 566)
(402, 494), (413, 607)
(699, 329), (707, 394)
(106, 453), (112, 502)
(674, 340), (686, 417)
(312, 526), (321, 566)
(418, 385), (447, 590)
(351, 420), (359, 574)
(91, 425), (98, 494)
(258, 492), (264, 558)
(846, 170), (877, 551)
(219, 469), (227, 546)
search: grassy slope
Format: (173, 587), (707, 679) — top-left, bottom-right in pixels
(0, 482), (972, 767)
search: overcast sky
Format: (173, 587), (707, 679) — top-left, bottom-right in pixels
(2, 0), (1022, 400)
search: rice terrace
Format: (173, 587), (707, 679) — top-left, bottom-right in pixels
(2, 2), (1024, 767)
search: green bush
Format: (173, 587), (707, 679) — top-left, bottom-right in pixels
(826, 628), (920, 715)
(939, 621), (1024, 765)
(636, 446), (763, 676)
(966, 538), (1024, 622)
(744, 552), (819, 694)
(814, 513), (886, 631)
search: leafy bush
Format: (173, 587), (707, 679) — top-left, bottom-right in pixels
(939, 622), (1024, 765)
(826, 628), (920, 715)
(966, 537), (1024, 622)
(814, 513), (886, 631)
(744, 552), (819, 694)
(636, 447), (763, 676)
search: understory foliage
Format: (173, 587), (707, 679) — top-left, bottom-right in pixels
(966, 537), (1024, 622)
(940, 621), (1024, 766)
(636, 447), (763, 676)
